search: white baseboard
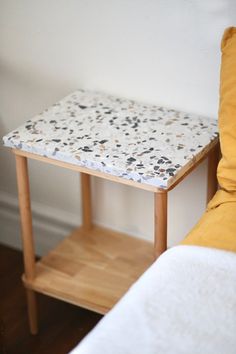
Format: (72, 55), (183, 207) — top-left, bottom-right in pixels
(0, 191), (80, 256)
(0, 190), (149, 257)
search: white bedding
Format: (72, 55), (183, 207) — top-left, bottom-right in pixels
(70, 245), (236, 354)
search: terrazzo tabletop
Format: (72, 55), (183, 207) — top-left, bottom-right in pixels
(3, 90), (218, 189)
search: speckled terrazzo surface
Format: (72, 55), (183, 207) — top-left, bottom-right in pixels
(3, 90), (218, 189)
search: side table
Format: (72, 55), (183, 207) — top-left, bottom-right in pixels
(3, 90), (219, 334)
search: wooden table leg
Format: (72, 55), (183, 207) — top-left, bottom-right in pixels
(81, 173), (92, 230)
(207, 142), (219, 204)
(154, 191), (168, 259)
(15, 154), (38, 335)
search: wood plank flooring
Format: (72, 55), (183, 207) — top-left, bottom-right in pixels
(0, 244), (102, 354)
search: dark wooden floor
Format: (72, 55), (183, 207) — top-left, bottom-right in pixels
(0, 244), (102, 354)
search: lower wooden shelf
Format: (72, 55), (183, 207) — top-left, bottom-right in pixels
(23, 225), (154, 314)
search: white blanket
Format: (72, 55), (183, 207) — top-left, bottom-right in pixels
(70, 245), (236, 354)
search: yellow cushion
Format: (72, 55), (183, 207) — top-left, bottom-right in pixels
(217, 27), (236, 192)
(182, 28), (236, 252)
(182, 191), (236, 252)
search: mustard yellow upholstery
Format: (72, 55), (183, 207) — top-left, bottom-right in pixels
(182, 192), (236, 252)
(182, 27), (236, 252)
(217, 27), (236, 192)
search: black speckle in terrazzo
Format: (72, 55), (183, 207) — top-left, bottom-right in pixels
(127, 157), (136, 163)
(99, 140), (108, 144)
(82, 146), (93, 152)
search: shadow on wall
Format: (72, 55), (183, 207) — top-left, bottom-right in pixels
(0, 117), (15, 195)
(0, 57), (82, 193)
(0, 58), (79, 113)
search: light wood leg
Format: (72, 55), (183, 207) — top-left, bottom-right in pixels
(154, 191), (168, 259)
(26, 289), (38, 335)
(207, 143), (219, 204)
(81, 173), (92, 230)
(15, 154), (38, 334)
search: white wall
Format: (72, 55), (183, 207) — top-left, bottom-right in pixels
(0, 0), (235, 255)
